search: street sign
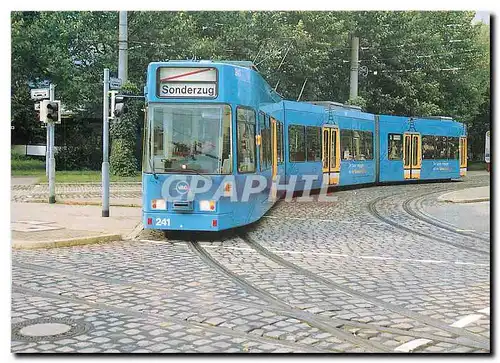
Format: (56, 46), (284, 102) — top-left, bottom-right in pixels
(110, 77), (122, 89)
(30, 88), (50, 100)
(34, 103), (40, 111)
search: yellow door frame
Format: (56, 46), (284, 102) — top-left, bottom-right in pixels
(322, 126), (340, 185)
(403, 132), (421, 179)
(331, 128), (340, 173)
(459, 137), (467, 168)
(322, 127), (330, 173)
(271, 117), (278, 181)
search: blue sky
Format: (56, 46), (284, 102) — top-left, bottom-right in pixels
(473, 11), (490, 24)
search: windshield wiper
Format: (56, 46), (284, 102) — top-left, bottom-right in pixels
(149, 158), (159, 179)
(163, 167), (211, 180)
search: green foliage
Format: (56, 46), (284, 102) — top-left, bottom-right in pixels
(11, 153), (45, 171)
(110, 138), (138, 176)
(54, 117), (102, 170)
(11, 11), (490, 166)
(346, 96), (367, 110)
(109, 80), (142, 176)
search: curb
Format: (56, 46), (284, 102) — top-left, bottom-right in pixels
(440, 197), (490, 204)
(12, 234), (122, 250)
(18, 200), (142, 208)
(124, 223), (144, 240)
(438, 187), (490, 204)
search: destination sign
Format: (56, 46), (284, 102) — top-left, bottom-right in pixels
(157, 67), (217, 98)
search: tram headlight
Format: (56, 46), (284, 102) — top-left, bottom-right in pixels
(151, 199), (166, 210)
(199, 200), (216, 212)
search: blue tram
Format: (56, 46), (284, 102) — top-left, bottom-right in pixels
(142, 60), (467, 231)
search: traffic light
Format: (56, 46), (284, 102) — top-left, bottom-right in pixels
(40, 100), (61, 123)
(113, 96), (128, 118)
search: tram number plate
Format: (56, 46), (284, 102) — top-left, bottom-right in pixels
(155, 218), (171, 227)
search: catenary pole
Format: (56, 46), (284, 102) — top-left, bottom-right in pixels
(118, 11), (128, 84)
(48, 84), (56, 204)
(349, 35), (359, 100)
(102, 69), (110, 217)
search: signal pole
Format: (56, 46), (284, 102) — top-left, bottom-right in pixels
(102, 68), (110, 217)
(46, 124), (49, 176)
(118, 11), (128, 84)
(48, 84), (56, 204)
(349, 35), (360, 100)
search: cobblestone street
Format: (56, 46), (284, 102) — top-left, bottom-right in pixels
(11, 174), (490, 353)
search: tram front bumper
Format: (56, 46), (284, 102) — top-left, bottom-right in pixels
(143, 211), (234, 231)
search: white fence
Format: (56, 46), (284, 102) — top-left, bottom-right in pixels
(12, 145), (60, 157)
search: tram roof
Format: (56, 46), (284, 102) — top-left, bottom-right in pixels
(151, 60), (258, 71)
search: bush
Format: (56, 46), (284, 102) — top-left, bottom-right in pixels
(110, 139), (138, 176)
(54, 117), (103, 171)
(55, 144), (101, 171)
(110, 81), (142, 177)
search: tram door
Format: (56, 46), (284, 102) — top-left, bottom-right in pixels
(403, 133), (422, 179)
(322, 127), (340, 185)
(459, 137), (467, 176)
(271, 118), (278, 181)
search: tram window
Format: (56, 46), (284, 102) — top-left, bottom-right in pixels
(351, 130), (362, 160)
(260, 115), (272, 171)
(237, 107), (256, 173)
(388, 133), (403, 160)
(260, 128), (267, 171)
(422, 135), (437, 159)
(358, 131), (373, 160)
(221, 107), (232, 173)
(260, 116), (266, 171)
(152, 115), (164, 156)
(277, 121), (284, 163)
(306, 126), (321, 162)
(412, 135), (419, 164)
(289, 125), (306, 162)
(265, 116), (272, 168)
(258, 112), (265, 133)
(436, 136), (447, 159)
(340, 129), (353, 160)
(404, 135), (411, 167)
(447, 137), (459, 159)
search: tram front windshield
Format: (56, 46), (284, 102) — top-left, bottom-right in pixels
(146, 104), (231, 174)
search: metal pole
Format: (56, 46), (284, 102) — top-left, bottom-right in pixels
(349, 35), (359, 100)
(297, 78), (308, 102)
(48, 84), (56, 204)
(102, 69), (110, 217)
(118, 11), (128, 84)
(46, 125), (49, 176)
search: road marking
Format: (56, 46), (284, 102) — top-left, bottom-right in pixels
(451, 314), (484, 328)
(394, 338), (432, 353)
(477, 307), (490, 315)
(395, 307), (490, 352)
(456, 229), (476, 232)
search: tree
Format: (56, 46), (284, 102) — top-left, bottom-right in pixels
(12, 11), (490, 168)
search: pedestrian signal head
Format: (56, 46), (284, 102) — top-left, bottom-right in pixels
(113, 96), (128, 117)
(40, 100), (61, 123)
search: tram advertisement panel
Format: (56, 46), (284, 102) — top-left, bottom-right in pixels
(157, 67), (217, 98)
